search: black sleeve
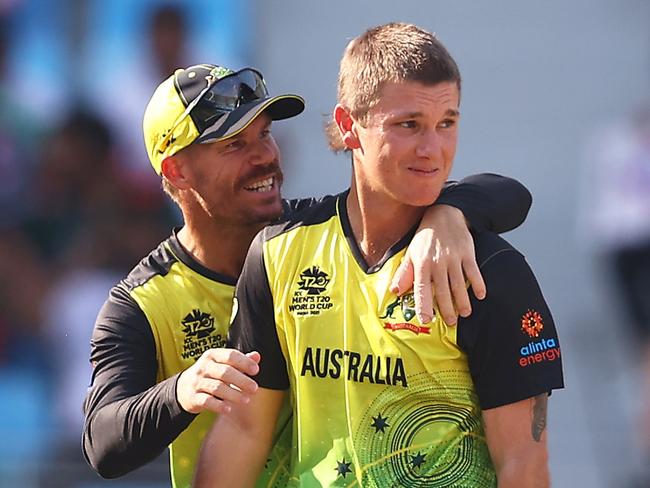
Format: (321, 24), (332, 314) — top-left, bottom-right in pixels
(457, 238), (564, 410)
(82, 285), (196, 478)
(436, 173), (532, 234)
(227, 231), (289, 390)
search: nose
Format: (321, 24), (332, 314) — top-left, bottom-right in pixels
(249, 136), (279, 167)
(415, 130), (440, 160)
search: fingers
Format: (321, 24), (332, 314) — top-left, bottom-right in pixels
(193, 393), (233, 415)
(198, 377), (254, 405)
(463, 256), (486, 301)
(449, 261), (471, 318)
(193, 359), (259, 415)
(177, 348), (262, 414)
(429, 261), (456, 326)
(412, 260), (434, 324)
(205, 348), (260, 376)
(205, 362), (259, 395)
(246, 351), (262, 364)
(394, 203), (489, 325)
(390, 255), (414, 295)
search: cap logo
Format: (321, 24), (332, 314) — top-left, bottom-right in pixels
(157, 130), (176, 154)
(201, 67), (231, 94)
(209, 66), (233, 80)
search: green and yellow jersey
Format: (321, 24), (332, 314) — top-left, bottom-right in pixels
(231, 191), (564, 487)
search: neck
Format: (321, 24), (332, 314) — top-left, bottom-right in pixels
(347, 180), (425, 268)
(177, 209), (264, 280)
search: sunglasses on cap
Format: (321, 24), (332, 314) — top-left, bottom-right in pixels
(157, 68), (269, 154)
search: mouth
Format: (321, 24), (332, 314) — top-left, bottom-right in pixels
(408, 167), (440, 175)
(243, 176), (275, 193)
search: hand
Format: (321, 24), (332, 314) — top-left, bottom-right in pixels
(176, 348), (261, 415)
(390, 204), (486, 325)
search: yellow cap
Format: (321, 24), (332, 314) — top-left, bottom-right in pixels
(142, 64), (304, 175)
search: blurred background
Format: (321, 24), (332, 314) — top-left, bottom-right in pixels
(0, 0), (648, 487)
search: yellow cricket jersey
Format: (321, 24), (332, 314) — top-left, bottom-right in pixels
(84, 230), (291, 488)
(230, 192), (564, 487)
(130, 239), (235, 487)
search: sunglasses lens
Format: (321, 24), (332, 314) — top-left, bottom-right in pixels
(192, 69), (268, 131)
(235, 69), (269, 102)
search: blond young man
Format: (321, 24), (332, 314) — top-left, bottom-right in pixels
(195, 24), (563, 487)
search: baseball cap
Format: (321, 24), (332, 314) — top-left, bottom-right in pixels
(143, 63), (305, 174)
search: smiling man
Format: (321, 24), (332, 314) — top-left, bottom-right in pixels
(195, 23), (564, 488)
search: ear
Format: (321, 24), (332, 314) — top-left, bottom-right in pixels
(161, 154), (191, 190)
(334, 104), (361, 150)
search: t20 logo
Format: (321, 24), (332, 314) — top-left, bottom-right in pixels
(297, 266), (330, 295)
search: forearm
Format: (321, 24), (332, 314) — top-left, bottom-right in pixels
(194, 413), (270, 488)
(483, 396), (551, 488)
(83, 287), (198, 477)
(495, 454), (550, 488)
(83, 373), (195, 478)
(437, 173), (532, 233)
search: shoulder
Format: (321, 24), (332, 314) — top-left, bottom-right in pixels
(121, 238), (178, 291)
(281, 193), (340, 219)
(94, 238), (175, 338)
(459, 233), (563, 409)
(474, 231), (522, 268)
(476, 232), (547, 301)
(473, 232), (537, 295)
(457, 232), (547, 358)
(264, 192), (341, 243)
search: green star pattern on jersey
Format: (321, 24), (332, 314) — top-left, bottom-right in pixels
(354, 371), (494, 487)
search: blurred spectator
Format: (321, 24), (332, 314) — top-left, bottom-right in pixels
(580, 102), (650, 480)
(583, 105), (650, 263)
(0, 13), (45, 228)
(21, 109), (117, 262)
(149, 4), (190, 81)
(0, 11), (54, 483)
(29, 108), (171, 438)
(0, 229), (51, 371)
(85, 3), (194, 192)
(0, 107), (172, 485)
(21, 107), (173, 261)
(1, 1), (71, 124)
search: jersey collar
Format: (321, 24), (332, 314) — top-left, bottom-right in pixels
(167, 228), (238, 285)
(337, 191), (418, 274)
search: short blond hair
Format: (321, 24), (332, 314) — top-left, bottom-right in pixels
(326, 22), (461, 152)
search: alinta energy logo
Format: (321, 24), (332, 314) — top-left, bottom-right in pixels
(518, 309), (561, 368)
(180, 308), (225, 360)
(380, 293), (431, 335)
(288, 266), (333, 316)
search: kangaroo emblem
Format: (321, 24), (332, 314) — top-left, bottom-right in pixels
(380, 297), (401, 319)
(380, 293), (419, 321)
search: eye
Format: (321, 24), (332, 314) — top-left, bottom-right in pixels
(260, 128), (272, 139)
(439, 119), (457, 129)
(399, 120), (417, 129)
(223, 139), (244, 152)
